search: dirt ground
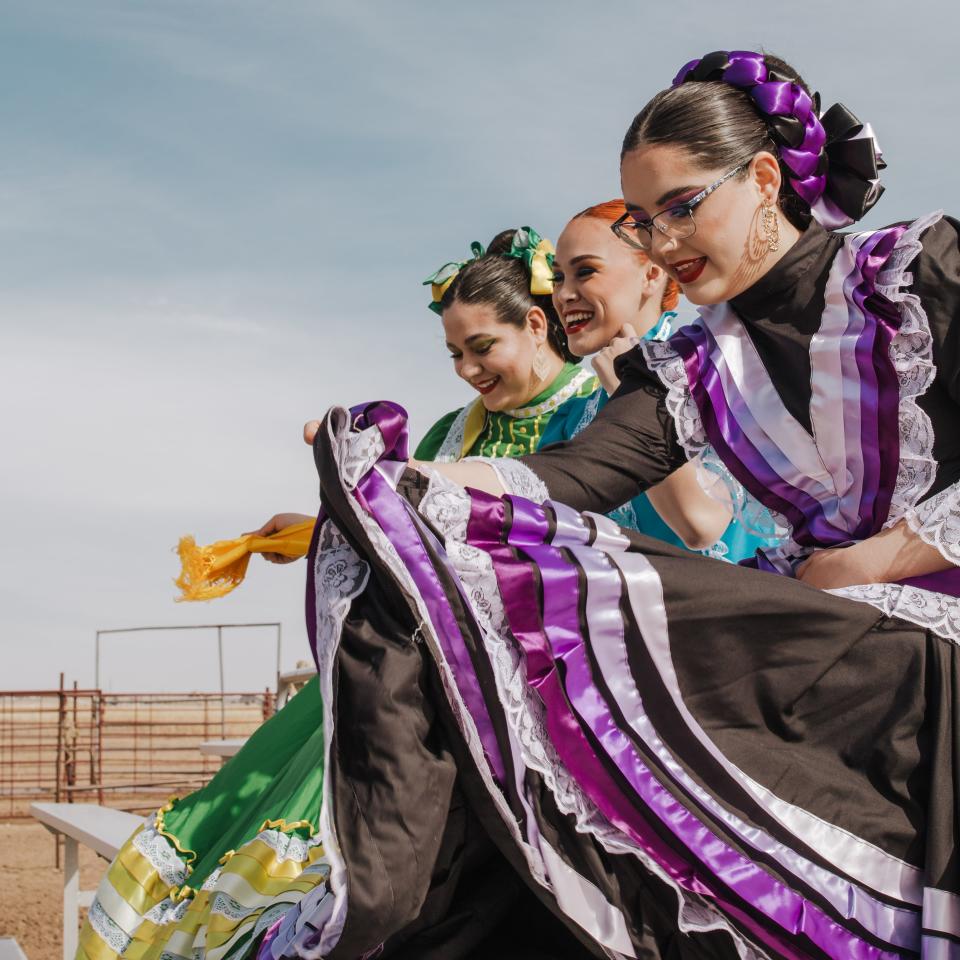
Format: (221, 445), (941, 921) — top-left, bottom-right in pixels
(0, 822), (109, 960)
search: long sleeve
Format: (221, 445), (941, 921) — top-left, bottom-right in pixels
(901, 215), (960, 565)
(513, 350), (686, 513)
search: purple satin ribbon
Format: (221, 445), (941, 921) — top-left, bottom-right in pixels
(900, 566), (960, 597)
(467, 495), (815, 958)
(514, 501), (906, 958)
(674, 51), (827, 208)
(673, 324), (850, 546)
(550, 518), (920, 951)
(672, 225), (912, 561)
(850, 228), (905, 534)
(471, 493), (905, 959)
(340, 402), (508, 785)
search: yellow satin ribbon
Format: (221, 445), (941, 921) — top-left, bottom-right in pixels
(459, 399), (488, 459)
(430, 271), (458, 306)
(174, 520), (315, 602)
(529, 237), (556, 295)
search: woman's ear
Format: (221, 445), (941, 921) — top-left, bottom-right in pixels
(750, 150), (783, 204)
(641, 262), (666, 297)
(525, 305), (549, 343)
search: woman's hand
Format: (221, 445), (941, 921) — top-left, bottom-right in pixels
(795, 543), (882, 590)
(243, 513), (313, 563)
(591, 323), (639, 395)
(304, 420), (321, 445)
(796, 520), (953, 590)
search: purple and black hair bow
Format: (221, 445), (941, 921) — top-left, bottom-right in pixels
(673, 50), (884, 229)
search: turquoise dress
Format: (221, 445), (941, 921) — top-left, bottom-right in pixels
(539, 313), (779, 563)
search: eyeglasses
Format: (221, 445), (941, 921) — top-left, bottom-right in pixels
(611, 162), (748, 252)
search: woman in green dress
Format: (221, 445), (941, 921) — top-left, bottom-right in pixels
(76, 225), (589, 960)
(414, 225), (598, 461)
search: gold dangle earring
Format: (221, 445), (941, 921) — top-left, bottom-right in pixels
(762, 200), (780, 253)
(532, 344), (550, 380)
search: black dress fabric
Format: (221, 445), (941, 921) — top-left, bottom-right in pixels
(266, 382), (960, 960)
(268, 217), (960, 960)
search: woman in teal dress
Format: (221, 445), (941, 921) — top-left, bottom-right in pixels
(543, 199), (782, 562)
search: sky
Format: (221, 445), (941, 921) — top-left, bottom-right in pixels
(2, 0), (957, 691)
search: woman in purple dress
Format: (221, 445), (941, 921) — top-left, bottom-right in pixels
(286, 51), (959, 960)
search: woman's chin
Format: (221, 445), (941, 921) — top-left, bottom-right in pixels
(567, 322), (622, 357)
(480, 392), (508, 412)
(679, 276), (727, 306)
(568, 330), (607, 357)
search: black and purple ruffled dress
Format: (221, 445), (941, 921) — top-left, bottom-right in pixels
(264, 214), (960, 960)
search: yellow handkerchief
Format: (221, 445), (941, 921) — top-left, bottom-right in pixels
(175, 520), (316, 601)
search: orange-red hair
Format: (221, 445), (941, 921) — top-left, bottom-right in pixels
(571, 199), (681, 312)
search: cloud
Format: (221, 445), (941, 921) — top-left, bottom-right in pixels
(4, 0), (960, 690)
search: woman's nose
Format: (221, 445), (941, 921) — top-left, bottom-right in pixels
(650, 228), (679, 259)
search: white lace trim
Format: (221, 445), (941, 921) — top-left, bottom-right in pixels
(310, 500), (370, 956)
(142, 897), (191, 926)
(876, 211), (941, 528)
(417, 470), (765, 960)
(503, 368), (595, 418)
(478, 456), (549, 502)
(314, 521), (370, 661)
(88, 899), (133, 954)
(256, 827), (323, 864)
(902, 482), (960, 568)
(829, 581), (960, 643)
(340, 424), (386, 489)
(572, 388), (605, 438)
(132, 824), (189, 887)
(434, 403), (473, 463)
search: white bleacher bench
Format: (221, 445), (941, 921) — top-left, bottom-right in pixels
(199, 738), (246, 758)
(0, 939), (28, 960)
(31, 802), (143, 960)
(277, 664), (316, 709)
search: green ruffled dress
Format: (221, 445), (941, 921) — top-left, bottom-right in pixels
(78, 678), (329, 960)
(415, 362), (597, 460)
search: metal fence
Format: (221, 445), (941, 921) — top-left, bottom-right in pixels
(0, 677), (273, 819)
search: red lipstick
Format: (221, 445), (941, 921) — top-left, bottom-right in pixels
(672, 257), (707, 284)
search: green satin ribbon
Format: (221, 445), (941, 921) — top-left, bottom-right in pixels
(423, 241), (485, 315)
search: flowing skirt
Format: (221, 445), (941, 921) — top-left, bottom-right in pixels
(77, 679), (330, 960)
(285, 402), (960, 960)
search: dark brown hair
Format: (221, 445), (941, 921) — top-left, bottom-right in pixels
(441, 229), (576, 363)
(621, 53), (813, 229)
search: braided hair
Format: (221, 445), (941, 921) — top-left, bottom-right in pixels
(622, 53), (816, 229)
(622, 50), (885, 232)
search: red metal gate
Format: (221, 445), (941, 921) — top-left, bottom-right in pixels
(0, 677), (273, 819)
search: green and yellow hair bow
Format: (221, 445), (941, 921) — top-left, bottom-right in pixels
(423, 241), (485, 315)
(423, 227), (556, 314)
(507, 226), (556, 296)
